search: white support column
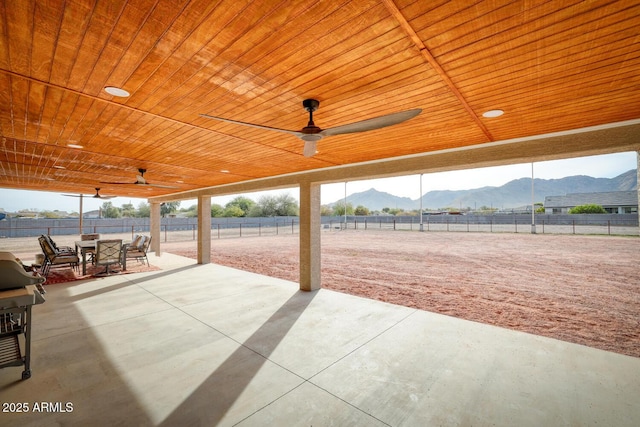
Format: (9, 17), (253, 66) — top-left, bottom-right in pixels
(197, 195), (211, 265)
(150, 202), (161, 256)
(637, 151), (640, 236)
(299, 181), (321, 291)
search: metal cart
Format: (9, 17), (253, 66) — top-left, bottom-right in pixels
(0, 251), (47, 380)
(0, 284), (46, 380)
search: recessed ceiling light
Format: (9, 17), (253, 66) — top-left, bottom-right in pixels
(53, 165), (66, 169)
(176, 180), (184, 183)
(482, 109), (504, 118)
(67, 144), (84, 149)
(220, 169), (229, 173)
(104, 86), (130, 97)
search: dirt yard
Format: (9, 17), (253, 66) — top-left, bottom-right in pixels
(165, 230), (640, 358)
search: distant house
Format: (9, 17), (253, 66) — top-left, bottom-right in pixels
(83, 209), (102, 219)
(544, 191), (638, 214)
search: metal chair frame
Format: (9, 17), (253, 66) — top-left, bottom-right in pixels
(94, 239), (123, 276)
(37, 235), (79, 277)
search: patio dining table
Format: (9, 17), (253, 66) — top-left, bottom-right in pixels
(74, 240), (97, 276)
(74, 239), (132, 275)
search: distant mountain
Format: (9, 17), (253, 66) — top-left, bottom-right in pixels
(328, 169), (637, 211)
(343, 188), (417, 211)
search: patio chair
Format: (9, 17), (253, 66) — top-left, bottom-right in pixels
(94, 239), (123, 276)
(123, 235), (151, 267)
(38, 235), (80, 277)
(44, 235), (76, 255)
(129, 234), (142, 252)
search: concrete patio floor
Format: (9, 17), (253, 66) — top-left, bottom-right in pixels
(1, 252), (639, 426)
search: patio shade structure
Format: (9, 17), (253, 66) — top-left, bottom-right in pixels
(1, 1), (640, 289)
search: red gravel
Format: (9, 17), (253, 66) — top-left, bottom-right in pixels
(165, 230), (640, 358)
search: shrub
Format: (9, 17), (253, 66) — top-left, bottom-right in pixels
(568, 204), (606, 214)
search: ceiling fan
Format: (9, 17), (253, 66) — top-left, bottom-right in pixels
(63, 188), (115, 199)
(101, 168), (178, 189)
(200, 99), (422, 157)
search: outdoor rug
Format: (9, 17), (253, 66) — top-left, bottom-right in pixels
(43, 262), (161, 285)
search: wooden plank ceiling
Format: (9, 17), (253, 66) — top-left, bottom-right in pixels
(1, 0), (639, 198)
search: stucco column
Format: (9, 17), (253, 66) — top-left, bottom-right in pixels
(150, 202), (161, 256)
(299, 181), (321, 291)
(197, 195), (211, 264)
(637, 151), (640, 236)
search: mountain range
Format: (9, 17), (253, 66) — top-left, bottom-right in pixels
(329, 169), (637, 211)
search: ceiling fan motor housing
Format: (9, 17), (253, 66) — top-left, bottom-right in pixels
(301, 99), (323, 137)
(302, 99), (319, 112)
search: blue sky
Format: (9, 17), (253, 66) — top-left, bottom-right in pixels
(0, 151), (636, 213)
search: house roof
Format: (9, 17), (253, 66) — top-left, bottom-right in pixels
(544, 191), (638, 208)
(1, 1), (640, 199)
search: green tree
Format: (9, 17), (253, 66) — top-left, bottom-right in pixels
(333, 201), (353, 216)
(121, 203), (136, 217)
(274, 193), (298, 216)
(101, 201), (121, 218)
(211, 203), (224, 217)
(225, 196), (254, 217)
(250, 195), (279, 217)
(136, 202), (150, 218)
(569, 204), (606, 214)
(161, 201), (180, 217)
(223, 205), (245, 217)
(320, 205), (333, 216)
(181, 204), (198, 218)
(386, 207), (404, 216)
(354, 205), (370, 216)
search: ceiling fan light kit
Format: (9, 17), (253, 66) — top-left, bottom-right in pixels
(201, 99), (421, 157)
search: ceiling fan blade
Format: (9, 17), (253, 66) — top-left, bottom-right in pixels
(62, 192), (116, 199)
(321, 108), (422, 137)
(94, 194), (116, 199)
(144, 183), (179, 189)
(100, 180), (136, 185)
(100, 181), (177, 189)
(200, 114), (302, 137)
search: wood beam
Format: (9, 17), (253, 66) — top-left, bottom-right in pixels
(382, 0), (494, 141)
